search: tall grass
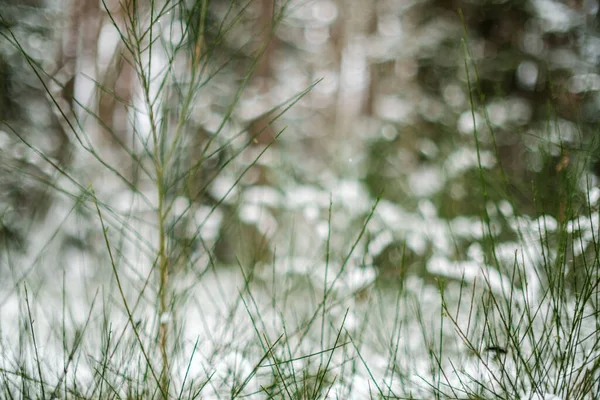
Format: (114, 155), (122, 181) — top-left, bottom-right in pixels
(416, 16), (600, 399)
(0, 1), (599, 399)
(0, 0), (321, 397)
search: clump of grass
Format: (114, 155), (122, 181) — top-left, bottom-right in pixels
(410, 16), (600, 399)
(2, 1), (600, 399)
(0, 0), (324, 398)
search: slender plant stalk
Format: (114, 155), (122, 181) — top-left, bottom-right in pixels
(156, 165), (170, 396)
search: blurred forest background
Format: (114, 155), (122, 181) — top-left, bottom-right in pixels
(1, 0), (600, 398)
(2, 0), (600, 282)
